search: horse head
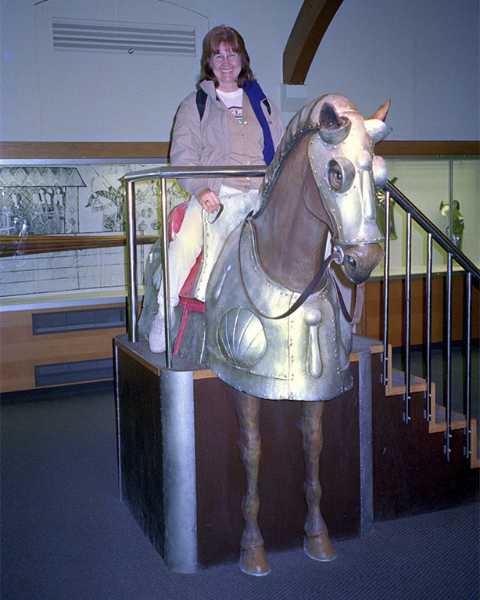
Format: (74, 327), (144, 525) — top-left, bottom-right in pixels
(306, 95), (389, 284)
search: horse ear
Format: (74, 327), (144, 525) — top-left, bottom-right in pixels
(319, 102), (351, 145)
(365, 119), (390, 143)
(368, 99), (391, 122)
(365, 99), (391, 143)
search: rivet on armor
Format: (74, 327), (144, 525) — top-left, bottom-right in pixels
(304, 308), (322, 326)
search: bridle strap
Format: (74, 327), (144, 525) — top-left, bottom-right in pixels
(239, 219), (355, 322)
(331, 277), (354, 324)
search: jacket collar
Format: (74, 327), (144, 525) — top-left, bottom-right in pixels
(199, 79), (219, 100)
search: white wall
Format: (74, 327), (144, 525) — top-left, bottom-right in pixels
(1, 0), (478, 141)
(0, 0), (299, 141)
(304, 0), (480, 141)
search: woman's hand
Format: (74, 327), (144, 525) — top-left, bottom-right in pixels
(197, 188), (221, 213)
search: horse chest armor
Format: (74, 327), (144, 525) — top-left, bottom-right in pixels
(205, 223), (353, 401)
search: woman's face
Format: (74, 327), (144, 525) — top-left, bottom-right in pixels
(209, 41), (241, 91)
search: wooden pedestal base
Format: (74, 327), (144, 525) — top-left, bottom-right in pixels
(114, 335), (376, 571)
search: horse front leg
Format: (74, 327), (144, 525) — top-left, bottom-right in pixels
(302, 401), (336, 561)
(234, 392), (270, 576)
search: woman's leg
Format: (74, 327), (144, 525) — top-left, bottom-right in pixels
(149, 199), (203, 353)
(193, 186), (260, 301)
(164, 199), (204, 306)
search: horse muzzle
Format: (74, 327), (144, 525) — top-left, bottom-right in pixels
(334, 243), (383, 285)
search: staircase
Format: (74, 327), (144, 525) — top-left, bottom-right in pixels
(371, 180), (479, 520)
(384, 343), (479, 470)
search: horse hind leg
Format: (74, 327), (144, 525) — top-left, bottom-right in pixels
(234, 392), (270, 576)
(302, 401), (337, 562)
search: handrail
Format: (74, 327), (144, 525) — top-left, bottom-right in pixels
(384, 179), (478, 464)
(385, 180), (480, 280)
(122, 165), (267, 183)
(0, 233), (158, 257)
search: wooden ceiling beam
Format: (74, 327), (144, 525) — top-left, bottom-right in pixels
(283, 0), (344, 85)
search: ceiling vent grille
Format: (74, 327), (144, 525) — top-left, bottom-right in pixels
(52, 18), (196, 56)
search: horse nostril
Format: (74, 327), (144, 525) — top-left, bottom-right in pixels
(346, 255), (357, 269)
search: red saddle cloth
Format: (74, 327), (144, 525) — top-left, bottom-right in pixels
(167, 202), (205, 355)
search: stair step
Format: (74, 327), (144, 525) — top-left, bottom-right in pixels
(470, 419), (480, 469)
(382, 345), (479, 470)
(385, 368), (427, 396)
(429, 403), (467, 433)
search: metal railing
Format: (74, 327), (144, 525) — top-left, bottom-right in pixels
(122, 165), (266, 367)
(383, 179), (480, 462)
(122, 165), (478, 463)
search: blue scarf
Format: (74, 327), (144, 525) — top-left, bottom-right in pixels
(243, 79), (275, 165)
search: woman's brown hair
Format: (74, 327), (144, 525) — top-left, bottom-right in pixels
(200, 25), (254, 87)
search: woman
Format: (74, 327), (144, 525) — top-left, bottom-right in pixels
(149, 25), (284, 352)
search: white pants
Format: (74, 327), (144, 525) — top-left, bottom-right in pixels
(157, 185), (261, 309)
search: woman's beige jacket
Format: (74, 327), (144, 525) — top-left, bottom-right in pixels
(170, 79), (284, 199)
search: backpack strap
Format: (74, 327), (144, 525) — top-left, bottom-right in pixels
(243, 79), (275, 165)
(196, 88), (208, 121)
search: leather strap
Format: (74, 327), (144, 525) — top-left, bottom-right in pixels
(332, 277), (354, 323)
(239, 219), (355, 322)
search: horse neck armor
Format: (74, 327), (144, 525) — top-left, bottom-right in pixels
(205, 221), (353, 401)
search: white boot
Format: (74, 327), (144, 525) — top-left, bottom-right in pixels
(148, 310), (166, 353)
(148, 302), (176, 354)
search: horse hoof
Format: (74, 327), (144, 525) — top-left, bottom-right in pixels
(304, 534), (337, 562)
(239, 547), (271, 576)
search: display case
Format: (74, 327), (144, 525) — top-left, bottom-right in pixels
(0, 160), (190, 299)
(0, 143), (176, 392)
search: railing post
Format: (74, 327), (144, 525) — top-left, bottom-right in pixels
(444, 253), (453, 461)
(126, 180), (138, 343)
(448, 160), (454, 243)
(383, 190), (391, 387)
(160, 177), (172, 369)
(464, 272), (472, 460)
(425, 233), (433, 422)
(404, 212), (412, 423)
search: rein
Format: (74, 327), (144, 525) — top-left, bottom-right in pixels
(238, 219), (355, 323)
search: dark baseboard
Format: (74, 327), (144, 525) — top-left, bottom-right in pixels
(0, 380), (114, 405)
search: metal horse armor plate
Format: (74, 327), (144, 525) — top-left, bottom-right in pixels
(206, 221), (353, 401)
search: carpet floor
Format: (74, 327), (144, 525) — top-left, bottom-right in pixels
(1, 384), (479, 600)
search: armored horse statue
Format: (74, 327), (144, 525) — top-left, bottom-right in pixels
(139, 94), (389, 576)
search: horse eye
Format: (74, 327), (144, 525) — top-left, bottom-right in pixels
(328, 161), (343, 191)
(327, 159), (354, 192)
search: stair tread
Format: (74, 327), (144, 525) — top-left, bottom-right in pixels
(434, 404), (467, 424)
(390, 369), (426, 387)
